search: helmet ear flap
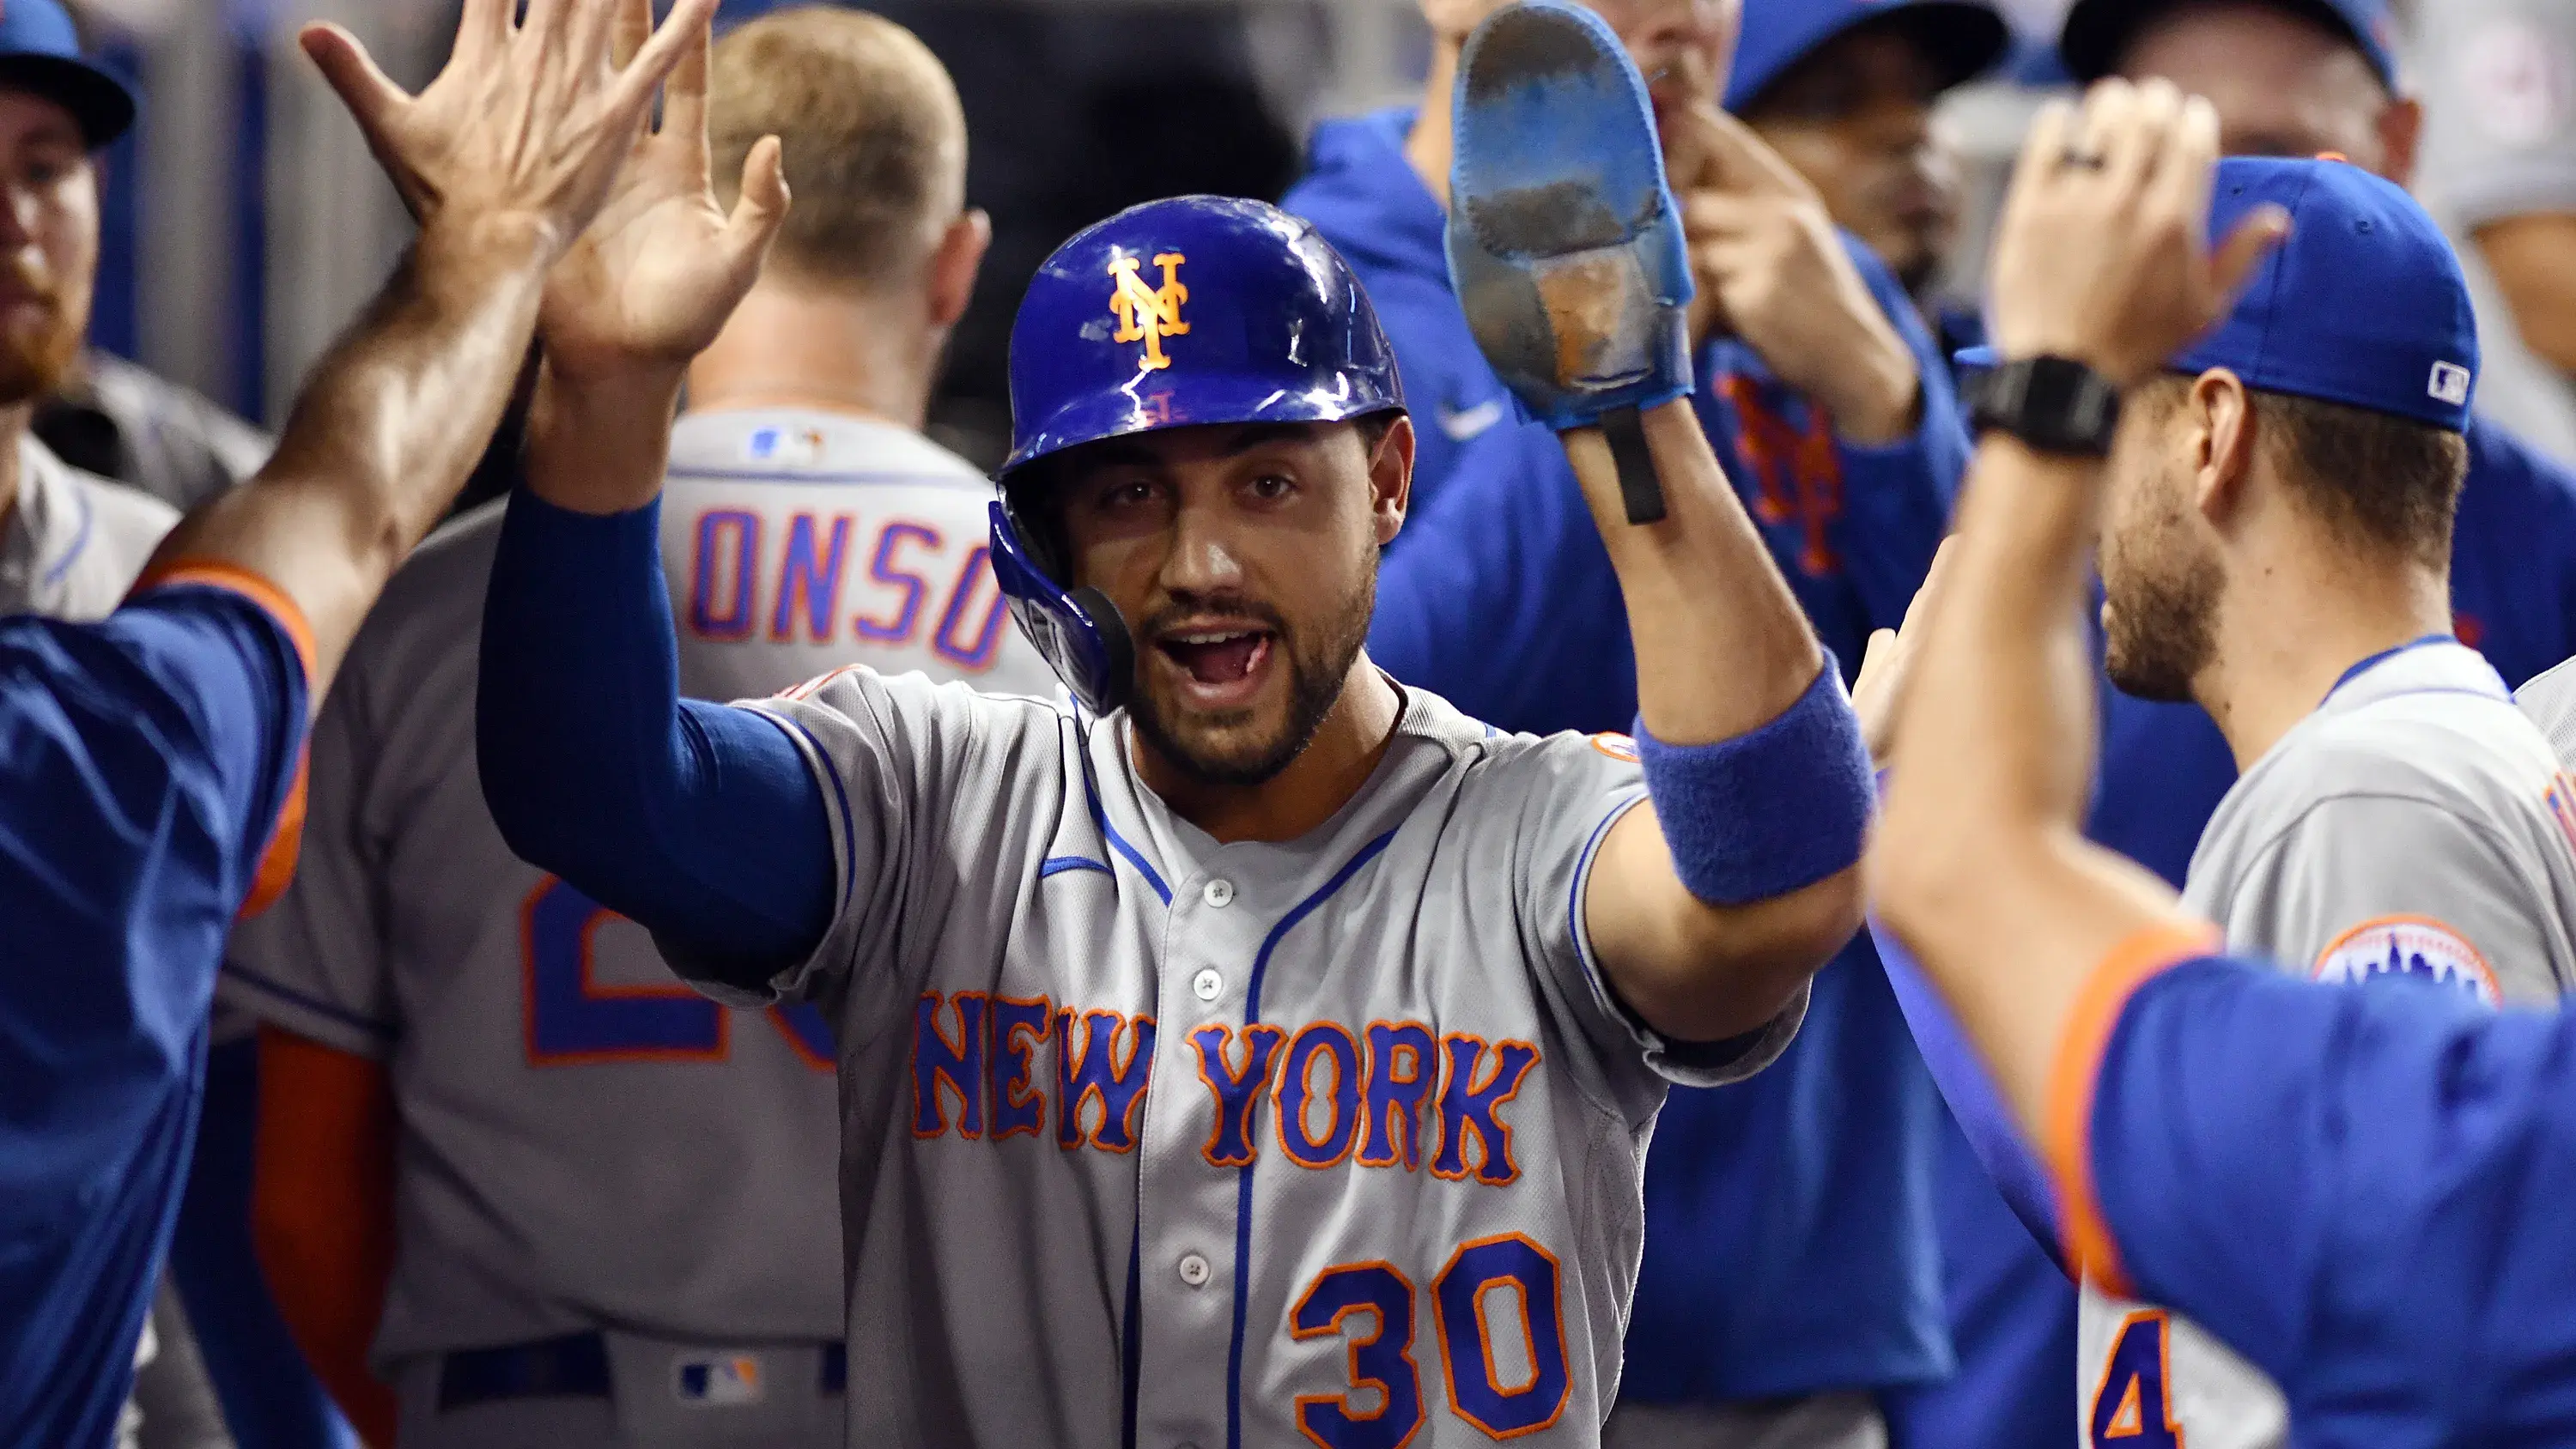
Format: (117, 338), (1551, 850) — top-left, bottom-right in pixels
(986, 497), (1135, 716)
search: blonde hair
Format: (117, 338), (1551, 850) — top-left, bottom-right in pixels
(708, 8), (967, 287)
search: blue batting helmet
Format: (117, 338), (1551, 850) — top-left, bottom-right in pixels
(989, 195), (1407, 715)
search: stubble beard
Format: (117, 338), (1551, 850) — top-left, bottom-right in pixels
(1127, 566), (1378, 789)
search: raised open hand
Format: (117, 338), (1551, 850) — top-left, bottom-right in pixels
(1988, 79), (2290, 388)
(538, 0), (787, 387)
(299, 0), (720, 261)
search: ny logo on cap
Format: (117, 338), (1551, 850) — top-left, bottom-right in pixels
(1109, 252), (1190, 371)
(2429, 361), (2472, 407)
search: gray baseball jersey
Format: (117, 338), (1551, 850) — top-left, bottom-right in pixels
(0, 433), (179, 619)
(2515, 651), (2576, 765)
(2078, 640), (2576, 1448)
(692, 670), (1808, 1449)
(221, 408), (1050, 1378)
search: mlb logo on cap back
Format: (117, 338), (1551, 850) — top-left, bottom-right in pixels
(2170, 156), (2481, 433)
(674, 1353), (766, 1407)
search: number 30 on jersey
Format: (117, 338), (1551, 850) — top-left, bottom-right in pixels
(1292, 1234), (1570, 1447)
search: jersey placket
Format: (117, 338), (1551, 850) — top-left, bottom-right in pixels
(1133, 852), (1276, 1449)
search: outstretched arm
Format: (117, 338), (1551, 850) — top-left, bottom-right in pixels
(471, 15), (832, 976)
(1571, 402), (1868, 1043)
(144, 0), (716, 694)
(1871, 81), (2287, 1141)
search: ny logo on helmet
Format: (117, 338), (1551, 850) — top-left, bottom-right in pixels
(1109, 252), (1190, 371)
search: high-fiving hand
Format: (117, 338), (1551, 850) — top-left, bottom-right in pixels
(1986, 79), (2289, 390)
(299, 0), (720, 263)
(538, 0), (790, 387)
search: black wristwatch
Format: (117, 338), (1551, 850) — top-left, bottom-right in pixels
(1962, 355), (2122, 458)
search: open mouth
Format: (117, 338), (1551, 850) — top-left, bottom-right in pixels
(1155, 626), (1278, 707)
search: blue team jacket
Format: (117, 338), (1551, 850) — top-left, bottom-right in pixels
(1285, 106), (1966, 1399)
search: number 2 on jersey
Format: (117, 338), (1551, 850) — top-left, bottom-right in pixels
(520, 876), (833, 1069)
(1292, 1233), (1570, 1446)
(2091, 1310), (2184, 1447)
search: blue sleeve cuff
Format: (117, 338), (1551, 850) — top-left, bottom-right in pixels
(1633, 661), (1873, 905)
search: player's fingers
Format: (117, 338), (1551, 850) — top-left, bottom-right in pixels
(1694, 104), (1812, 200)
(608, 0), (719, 135)
(1679, 191), (1758, 238)
(2005, 98), (2075, 217)
(2208, 205), (2293, 306)
(607, 0), (650, 72)
(658, 10), (712, 149)
(2068, 78), (2138, 186)
(2148, 94), (2223, 248)
(1899, 537), (1958, 640)
(723, 135), (792, 269)
(2104, 76), (2181, 192)
(453, 0), (512, 62)
(300, 24), (409, 142)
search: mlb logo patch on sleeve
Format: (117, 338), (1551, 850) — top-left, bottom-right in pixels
(674, 1354), (767, 1407)
(2312, 915), (2500, 1006)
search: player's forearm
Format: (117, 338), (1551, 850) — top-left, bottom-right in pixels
(1880, 437), (2101, 872)
(524, 361), (686, 517)
(1566, 399), (1823, 741)
(147, 215), (555, 689)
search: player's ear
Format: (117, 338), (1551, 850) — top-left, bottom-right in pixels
(2378, 95), (2424, 192)
(2190, 368), (2258, 525)
(1367, 414), (1414, 546)
(927, 209), (991, 330)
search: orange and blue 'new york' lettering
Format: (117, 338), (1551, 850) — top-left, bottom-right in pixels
(1058, 1008), (1156, 1151)
(1432, 1035), (1538, 1185)
(914, 991), (987, 1138)
(1192, 1023), (1285, 1167)
(1276, 1022), (1364, 1168)
(988, 995), (1054, 1140)
(1359, 1021), (1437, 1169)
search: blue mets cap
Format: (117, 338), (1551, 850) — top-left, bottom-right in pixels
(1727, 0), (2013, 112)
(1960, 157), (2476, 431)
(0, 0), (135, 148)
(2059, 0), (2397, 91)
(1001, 195), (1405, 480)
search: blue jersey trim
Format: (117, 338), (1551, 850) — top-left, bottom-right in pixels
(1082, 773), (1172, 906)
(2325, 634), (2461, 699)
(1121, 1216), (1142, 1449)
(1041, 856), (1114, 880)
(39, 478), (93, 589)
(1567, 789), (1651, 991)
(1224, 828), (1400, 1449)
(750, 707), (857, 914)
(220, 961), (397, 1042)
(665, 465), (987, 488)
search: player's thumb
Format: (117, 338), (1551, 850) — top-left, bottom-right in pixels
(2209, 205), (2292, 311)
(301, 23), (404, 148)
(723, 136), (792, 276)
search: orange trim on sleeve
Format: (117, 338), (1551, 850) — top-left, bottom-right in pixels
(2043, 919), (2223, 1298)
(130, 559), (319, 685)
(128, 560), (319, 919)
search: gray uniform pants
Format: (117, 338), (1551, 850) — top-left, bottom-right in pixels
(1603, 1391), (1887, 1449)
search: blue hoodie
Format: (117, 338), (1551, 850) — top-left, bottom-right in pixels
(1285, 106), (1964, 1400)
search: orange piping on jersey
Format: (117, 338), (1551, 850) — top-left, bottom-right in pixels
(131, 560), (320, 917)
(2044, 919), (2221, 1300)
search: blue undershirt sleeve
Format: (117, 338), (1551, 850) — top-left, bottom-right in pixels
(1822, 246), (1967, 636)
(477, 488), (834, 980)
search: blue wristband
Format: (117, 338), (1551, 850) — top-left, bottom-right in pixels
(1633, 663), (1873, 906)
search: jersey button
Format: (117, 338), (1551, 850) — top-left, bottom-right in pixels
(1191, 968), (1224, 1002)
(1178, 1253), (1212, 1288)
(1202, 878), (1236, 908)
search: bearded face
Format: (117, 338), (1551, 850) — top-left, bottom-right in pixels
(0, 91), (97, 409)
(2099, 397), (2227, 703)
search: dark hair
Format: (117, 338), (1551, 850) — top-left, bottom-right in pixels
(2142, 376), (2467, 568)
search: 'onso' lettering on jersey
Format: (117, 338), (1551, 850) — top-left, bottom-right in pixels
(912, 993), (1540, 1184)
(685, 508), (1011, 670)
(2310, 914), (2503, 1006)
